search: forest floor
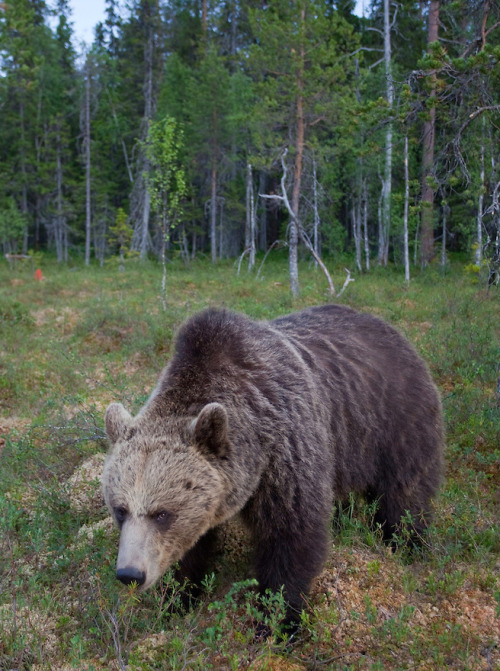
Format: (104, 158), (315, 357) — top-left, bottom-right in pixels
(0, 254), (499, 670)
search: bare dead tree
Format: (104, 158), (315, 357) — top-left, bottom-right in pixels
(403, 135), (410, 284)
(260, 150), (353, 298)
(352, 200), (362, 273)
(362, 177), (370, 271)
(245, 163), (256, 270)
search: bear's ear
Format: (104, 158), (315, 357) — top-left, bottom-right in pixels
(191, 403), (230, 459)
(105, 403), (132, 443)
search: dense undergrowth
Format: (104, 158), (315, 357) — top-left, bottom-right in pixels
(0, 254), (498, 670)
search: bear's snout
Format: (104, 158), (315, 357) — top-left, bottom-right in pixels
(116, 566), (146, 586)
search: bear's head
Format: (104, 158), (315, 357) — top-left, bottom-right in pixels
(102, 401), (229, 590)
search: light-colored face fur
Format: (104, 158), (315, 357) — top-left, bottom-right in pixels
(102, 402), (228, 591)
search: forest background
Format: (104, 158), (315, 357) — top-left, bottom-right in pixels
(1, 0), (500, 294)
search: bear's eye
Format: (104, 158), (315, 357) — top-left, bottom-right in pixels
(114, 507), (128, 525)
(151, 510), (172, 529)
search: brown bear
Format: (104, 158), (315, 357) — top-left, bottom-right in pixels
(102, 305), (444, 626)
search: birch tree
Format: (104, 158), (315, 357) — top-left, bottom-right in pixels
(144, 116), (186, 308)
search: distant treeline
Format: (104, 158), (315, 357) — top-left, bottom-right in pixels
(0, 0), (499, 286)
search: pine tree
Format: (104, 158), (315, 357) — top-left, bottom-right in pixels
(248, 0), (358, 295)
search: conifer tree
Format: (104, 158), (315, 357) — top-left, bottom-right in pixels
(0, 0), (46, 251)
(248, 0), (358, 295)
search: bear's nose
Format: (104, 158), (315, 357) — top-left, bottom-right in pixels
(116, 567), (146, 586)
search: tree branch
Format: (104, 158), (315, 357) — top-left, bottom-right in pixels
(337, 268), (355, 297)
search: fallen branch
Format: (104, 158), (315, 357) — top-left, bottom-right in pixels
(236, 248), (251, 276)
(337, 268), (355, 297)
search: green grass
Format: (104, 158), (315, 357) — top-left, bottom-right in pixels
(0, 253), (499, 670)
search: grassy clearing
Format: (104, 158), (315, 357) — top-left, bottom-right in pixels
(1, 254), (499, 670)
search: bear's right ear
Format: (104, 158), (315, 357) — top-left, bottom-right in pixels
(191, 402), (230, 459)
(105, 403), (132, 443)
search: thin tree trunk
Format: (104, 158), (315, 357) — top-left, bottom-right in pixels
(380, 0), (394, 266)
(210, 160), (217, 263)
(191, 230), (197, 259)
(441, 202), (448, 268)
(131, 13), (155, 259)
(161, 211), (167, 310)
(362, 178), (370, 271)
(353, 201), (362, 273)
(476, 117), (485, 266)
(63, 222), (68, 263)
(140, 21), (154, 259)
(56, 126), (64, 263)
(377, 177), (384, 264)
(20, 100), (29, 253)
(139, 184), (151, 258)
(403, 135), (410, 284)
(249, 167), (256, 270)
(289, 5), (306, 297)
(420, 0), (440, 266)
(245, 164), (256, 270)
(105, 87), (133, 184)
(219, 198), (224, 258)
(261, 149), (336, 296)
(414, 220), (420, 266)
(85, 60), (92, 266)
(245, 163), (252, 253)
(258, 171), (267, 250)
(313, 155), (320, 267)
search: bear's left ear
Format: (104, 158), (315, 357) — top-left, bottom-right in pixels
(105, 403), (132, 443)
(191, 402), (230, 459)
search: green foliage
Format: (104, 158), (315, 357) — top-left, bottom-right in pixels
(107, 207), (133, 269)
(0, 198), (27, 251)
(144, 116), (187, 231)
(0, 0), (498, 280)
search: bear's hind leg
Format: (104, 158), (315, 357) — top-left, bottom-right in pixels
(370, 480), (435, 547)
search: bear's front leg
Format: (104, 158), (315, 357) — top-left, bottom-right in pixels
(254, 520), (329, 633)
(174, 527), (219, 606)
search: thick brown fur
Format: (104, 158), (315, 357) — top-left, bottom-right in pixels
(102, 305), (444, 624)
